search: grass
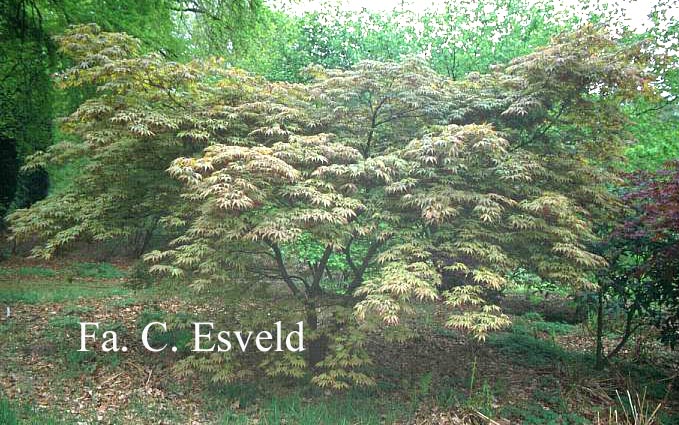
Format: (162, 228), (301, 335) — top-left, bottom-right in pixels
(1, 260), (677, 424)
(215, 389), (408, 425)
(69, 262), (125, 279)
(497, 374), (590, 424)
(502, 401), (589, 424)
(0, 266), (56, 278)
(487, 311), (588, 369)
(115, 394), (192, 424)
(0, 280), (130, 303)
(0, 397), (70, 425)
(0, 262), (125, 281)
(0, 398), (17, 425)
(136, 308), (196, 354)
(512, 312), (578, 337)
(616, 362), (673, 400)
(489, 326), (592, 368)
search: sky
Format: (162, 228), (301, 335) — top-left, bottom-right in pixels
(274, 0), (674, 33)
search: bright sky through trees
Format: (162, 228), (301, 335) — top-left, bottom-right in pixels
(276, 0), (675, 33)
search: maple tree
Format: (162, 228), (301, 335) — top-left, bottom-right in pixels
(9, 24), (654, 387)
(594, 161), (679, 367)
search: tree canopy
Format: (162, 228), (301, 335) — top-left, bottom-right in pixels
(7, 22), (657, 387)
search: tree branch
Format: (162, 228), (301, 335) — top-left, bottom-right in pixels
(170, 5), (221, 21)
(363, 94), (389, 157)
(606, 303), (641, 361)
(347, 237), (388, 293)
(311, 245), (333, 295)
(344, 236), (358, 275)
(632, 99), (677, 117)
(374, 106), (424, 127)
(510, 99), (570, 152)
(269, 242), (304, 299)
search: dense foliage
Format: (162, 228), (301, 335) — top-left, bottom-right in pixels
(7, 21), (658, 386)
(2, 0), (678, 400)
(601, 162), (679, 353)
(0, 0), (54, 223)
(4, 0), (674, 220)
(0, 0), (263, 229)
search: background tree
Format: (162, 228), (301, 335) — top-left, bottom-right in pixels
(594, 161), (679, 368)
(0, 0), (54, 226)
(623, 0), (679, 171)
(7, 24), (275, 257)
(420, 0), (580, 79)
(0, 0), (265, 231)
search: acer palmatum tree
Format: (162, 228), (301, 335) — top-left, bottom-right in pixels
(8, 24), (311, 258)
(10, 25), (653, 388)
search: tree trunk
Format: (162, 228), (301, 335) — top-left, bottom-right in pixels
(605, 304), (638, 361)
(595, 285), (606, 370)
(0, 136), (18, 230)
(305, 301), (328, 368)
(132, 218), (158, 258)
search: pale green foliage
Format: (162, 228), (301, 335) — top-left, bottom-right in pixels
(8, 24), (308, 258)
(421, 0), (582, 78)
(311, 329), (375, 390)
(175, 351), (251, 383)
(10, 24), (654, 388)
(444, 287), (511, 341)
(260, 351), (307, 379)
(355, 261), (440, 326)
